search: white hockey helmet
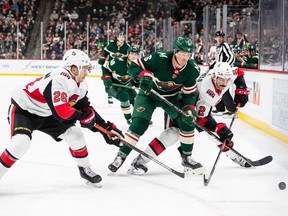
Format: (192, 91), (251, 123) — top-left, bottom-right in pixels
(63, 49), (91, 76)
(212, 62), (233, 79)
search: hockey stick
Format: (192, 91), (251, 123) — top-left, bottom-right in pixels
(112, 83), (138, 89)
(203, 104), (240, 186)
(149, 89), (272, 167)
(111, 84), (273, 167)
(94, 124), (187, 178)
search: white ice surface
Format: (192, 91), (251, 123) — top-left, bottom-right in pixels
(0, 77), (287, 216)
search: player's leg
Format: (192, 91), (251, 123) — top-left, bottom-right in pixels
(0, 104), (33, 180)
(57, 125), (102, 185)
(108, 94), (154, 172)
(174, 114), (204, 175)
(43, 116), (102, 185)
(117, 90), (133, 124)
(128, 127), (180, 174)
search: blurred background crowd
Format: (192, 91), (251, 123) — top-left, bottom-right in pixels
(0, 0), (281, 70)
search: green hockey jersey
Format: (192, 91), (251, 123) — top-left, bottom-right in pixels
(98, 40), (130, 65)
(129, 51), (200, 105)
(102, 57), (132, 85)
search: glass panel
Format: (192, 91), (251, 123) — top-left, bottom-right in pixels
(259, 0), (284, 70)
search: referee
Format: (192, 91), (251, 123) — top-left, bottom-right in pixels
(210, 30), (236, 116)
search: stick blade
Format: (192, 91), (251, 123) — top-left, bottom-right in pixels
(203, 174), (209, 186)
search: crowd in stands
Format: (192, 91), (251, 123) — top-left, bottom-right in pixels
(1, 0), (260, 69)
(0, 0), (40, 59)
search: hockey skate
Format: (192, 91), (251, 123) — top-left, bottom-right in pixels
(108, 155), (126, 172)
(127, 119), (132, 125)
(178, 147), (205, 175)
(225, 150), (252, 168)
(78, 166), (102, 187)
(127, 155), (148, 175)
(223, 111), (237, 119)
(108, 96), (113, 104)
(212, 109), (224, 116)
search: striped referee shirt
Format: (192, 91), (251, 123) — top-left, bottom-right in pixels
(210, 42), (235, 69)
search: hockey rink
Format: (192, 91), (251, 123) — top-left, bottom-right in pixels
(0, 76), (287, 216)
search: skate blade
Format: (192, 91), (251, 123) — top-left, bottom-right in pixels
(223, 115), (237, 119)
(212, 113), (223, 116)
(85, 181), (102, 188)
(184, 167), (205, 176)
(127, 168), (146, 175)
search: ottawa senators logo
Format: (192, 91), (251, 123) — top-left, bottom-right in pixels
(136, 106), (145, 113)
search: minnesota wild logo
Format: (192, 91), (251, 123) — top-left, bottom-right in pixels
(136, 106), (145, 112)
(156, 81), (181, 91)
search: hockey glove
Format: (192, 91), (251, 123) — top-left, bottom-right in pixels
(100, 121), (124, 147)
(181, 105), (197, 126)
(234, 88), (249, 107)
(139, 70), (154, 94)
(215, 123), (233, 142)
(98, 56), (106, 65)
(102, 75), (112, 89)
(79, 107), (96, 129)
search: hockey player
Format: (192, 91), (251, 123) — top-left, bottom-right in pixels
(128, 62), (250, 175)
(108, 37), (205, 175)
(101, 46), (140, 124)
(98, 32), (131, 104)
(210, 31), (236, 116)
(0, 49), (123, 186)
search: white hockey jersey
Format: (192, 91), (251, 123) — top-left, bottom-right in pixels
(196, 70), (237, 118)
(12, 68), (89, 123)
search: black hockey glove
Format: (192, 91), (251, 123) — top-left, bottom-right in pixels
(214, 123), (233, 142)
(100, 121), (124, 147)
(234, 88), (249, 107)
(79, 107), (95, 129)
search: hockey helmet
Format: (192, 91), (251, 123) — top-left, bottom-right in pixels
(215, 30), (225, 37)
(127, 46), (140, 54)
(212, 62), (233, 79)
(117, 31), (125, 38)
(248, 44), (256, 53)
(63, 49), (91, 75)
(233, 46), (242, 54)
(173, 37), (194, 53)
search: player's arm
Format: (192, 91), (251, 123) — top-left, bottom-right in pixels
(181, 62), (200, 106)
(196, 101), (233, 143)
(101, 61), (113, 89)
(128, 53), (156, 94)
(98, 46), (110, 65)
(233, 68), (249, 107)
(72, 94), (124, 146)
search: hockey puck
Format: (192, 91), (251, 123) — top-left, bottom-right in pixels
(278, 182), (286, 190)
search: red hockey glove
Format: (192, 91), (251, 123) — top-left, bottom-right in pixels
(234, 88), (249, 107)
(218, 141), (234, 152)
(100, 121), (124, 147)
(215, 123), (233, 142)
(79, 107), (95, 129)
(139, 70), (154, 94)
(181, 105), (197, 126)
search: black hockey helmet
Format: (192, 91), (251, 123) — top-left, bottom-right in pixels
(215, 30), (225, 37)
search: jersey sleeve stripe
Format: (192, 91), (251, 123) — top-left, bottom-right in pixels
(182, 84), (197, 94)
